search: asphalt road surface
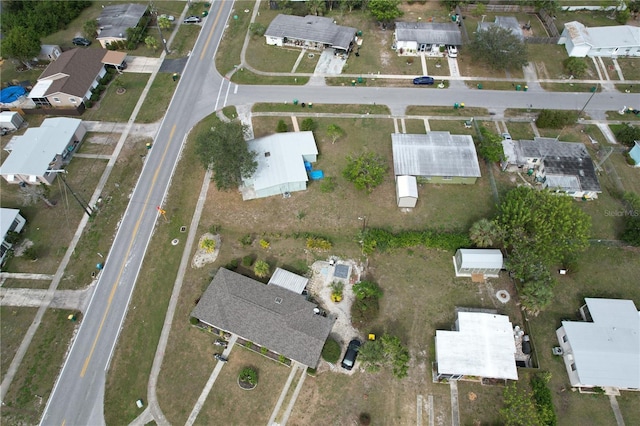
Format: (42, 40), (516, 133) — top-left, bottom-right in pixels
(40, 1), (638, 424)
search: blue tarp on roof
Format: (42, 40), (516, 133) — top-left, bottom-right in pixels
(0, 86), (26, 103)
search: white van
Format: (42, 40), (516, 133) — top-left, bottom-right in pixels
(448, 46), (458, 58)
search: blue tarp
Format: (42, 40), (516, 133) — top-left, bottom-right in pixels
(0, 86), (26, 104)
(309, 170), (324, 180)
(304, 161), (312, 171)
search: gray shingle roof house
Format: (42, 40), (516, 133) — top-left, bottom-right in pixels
(392, 132), (481, 184)
(559, 21), (640, 58)
(501, 137), (601, 199)
(96, 3), (148, 48)
(394, 22), (462, 55)
(241, 131), (318, 200)
(28, 48), (109, 108)
(0, 118), (86, 185)
(191, 268), (335, 368)
(556, 298), (640, 391)
(265, 14), (356, 52)
(477, 16), (523, 40)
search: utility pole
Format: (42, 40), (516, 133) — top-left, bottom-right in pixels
(50, 171), (94, 217)
(150, 2), (169, 54)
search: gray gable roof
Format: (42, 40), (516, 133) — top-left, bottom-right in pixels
(478, 16), (523, 40)
(97, 3), (147, 39)
(191, 268), (335, 367)
(395, 22), (462, 45)
(518, 138), (601, 192)
(265, 14), (356, 50)
(392, 132), (481, 178)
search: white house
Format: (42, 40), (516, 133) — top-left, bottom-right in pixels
(556, 298), (640, 392)
(241, 131), (318, 200)
(501, 137), (601, 199)
(265, 15), (356, 54)
(453, 249), (503, 278)
(559, 21), (640, 57)
(628, 141), (640, 167)
(395, 175), (418, 208)
(1, 208), (26, 266)
(435, 311), (518, 381)
(0, 118), (86, 185)
(394, 22), (462, 56)
(392, 132), (481, 184)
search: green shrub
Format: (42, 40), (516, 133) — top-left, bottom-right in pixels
(249, 22), (266, 36)
(278, 354), (287, 364)
(260, 346), (268, 355)
(276, 119), (288, 133)
(300, 118), (317, 131)
(24, 246), (38, 260)
(319, 176), (336, 193)
(321, 338), (341, 363)
(239, 367), (257, 385)
(535, 110), (578, 129)
(245, 341), (253, 349)
(362, 228), (470, 254)
(625, 152), (636, 166)
(224, 259), (239, 270)
(306, 236), (332, 250)
(84, 100), (93, 108)
(239, 234), (253, 246)
(613, 122), (640, 147)
(242, 255), (254, 267)
(531, 372), (557, 426)
(351, 296), (380, 326)
(353, 281), (383, 300)
(189, 317), (199, 325)
(90, 93), (99, 102)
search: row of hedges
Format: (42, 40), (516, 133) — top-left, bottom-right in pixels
(361, 228), (471, 254)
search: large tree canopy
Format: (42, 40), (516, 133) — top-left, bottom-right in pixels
(342, 152), (388, 193)
(1, 27), (41, 68)
(368, 0), (403, 23)
(358, 334), (410, 379)
(496, 186), (591, 266)
(469, 26), (528, 71)
(195, 120), (257, 190)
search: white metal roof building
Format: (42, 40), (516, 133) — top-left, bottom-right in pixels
(268, 267), (309, 294)
(559, 21), (640, 57)
(556, 298), (640, 391)
(436, 311), (518, 381)
(396, 175), (418, 208)
(241, 131), (318, 200)
(453, 249), (503, 278)
(0, 118), (85, 185)
(1, 208), (26, 265)
(392, 132), (481, 184)
(265, 15), (356, 52)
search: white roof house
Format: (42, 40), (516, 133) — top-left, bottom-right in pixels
(1, 208), (26, 266)
(559, 21), (640, 57)
(453, 249), (503, 278)
(267, 267), (309, 294)
(629, 142), (640, 168)
(241, 131), (318, 200)
(436, 311), (518, 381)
(392, 132), (481, 184)
(0, 118), (86, 185)
(556, 298), (640, 391)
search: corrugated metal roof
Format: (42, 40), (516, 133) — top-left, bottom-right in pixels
(560, 299), (640, 389)
(456, 249), (503, 269)
(392, 132), (481, 178)
(0, 118), (82, 177)
(245, 131), (317, 192)
(564, 21), (640, 49)
(436, 312), (518, 380)
(265, 14), (356, 50)
(268, 267), (308, 294)
(395, 22), (462, 45)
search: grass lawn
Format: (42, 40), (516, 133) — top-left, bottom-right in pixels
(167, 24), (202, 59)
(215, 0), (253, 76)
(60, 136), (150, 290)
(527, 44), (594, 81)
(82, 73), (150, 122)
(104, 115), (208, 426)
(1, 309), (79, 426)
(616, 58), (640, 81)
(465, 80), (528, 91)
(0, 307), (38, 381)
(245, 42), (303, 73)
(403, 119), (428, 134)
(541, 83), (601, 92)
(136, 74), (178, 123)
(196, 347), (291, 425)
(504, 121), (536, 140)
(0, 63), (42, 88)
(252, 103), (390, 115)
(428, 119), (480, 137)
(295, 51), (320, 73)
(0, 279), (51, 290)
(230, 69), (308, 85)
(0, 157), (106, 275)
(406, 106), (490, 117)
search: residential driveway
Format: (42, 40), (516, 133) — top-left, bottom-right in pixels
(159, 57), (189, 74)
(124, 56), (163, 73)
(0, 286), (94, 312)
(314, 49), (347, 75)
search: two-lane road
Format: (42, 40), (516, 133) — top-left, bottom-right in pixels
(39, 2), (235, 425)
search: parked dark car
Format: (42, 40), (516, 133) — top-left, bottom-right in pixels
(341, 339), (361, 370)
(72, 37), (91, 47)
(183, 16), (202, 24)
(413, 76), (435, 85)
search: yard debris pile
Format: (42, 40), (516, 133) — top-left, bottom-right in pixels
(191, 233), (221, 268)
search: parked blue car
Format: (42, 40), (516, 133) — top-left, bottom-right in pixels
(413, 76), (435, 85)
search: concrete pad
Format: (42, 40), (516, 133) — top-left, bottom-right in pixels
(124, 56), (163, 73)
(314, 49), (347, 76)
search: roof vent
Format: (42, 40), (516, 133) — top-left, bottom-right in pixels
(265, 152), (271, 157)
(275, 297), (283, 304)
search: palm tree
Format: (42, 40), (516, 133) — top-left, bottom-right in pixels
(253, 260), (270, 278)
(469, 218), (503, 248)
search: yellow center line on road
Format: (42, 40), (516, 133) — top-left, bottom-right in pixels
(79, 125), (177, 378)
(200, 2), (225, 61)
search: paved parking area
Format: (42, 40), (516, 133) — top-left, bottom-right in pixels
(124, 56), (163, 73)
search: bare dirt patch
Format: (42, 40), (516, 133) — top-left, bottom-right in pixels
(191, 233), (221, 268)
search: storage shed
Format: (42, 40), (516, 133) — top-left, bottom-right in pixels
(267, 267), (309, 294)
(453, 249), (503, 278)
(396, 175), (418, 208)
(629, 141), (640, 167)
(0, 111), (24, 131)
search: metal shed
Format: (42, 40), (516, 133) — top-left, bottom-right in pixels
(396, 175), (418, 208)
(453, 249), (503, 278)
(267, 267), (309, 294)
(0, 112), (24, 131)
